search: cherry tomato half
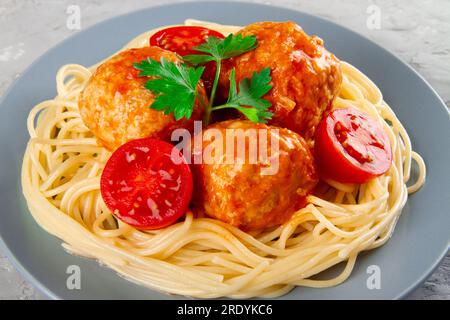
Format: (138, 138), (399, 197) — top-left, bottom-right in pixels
(149, 26), (225, 56)
(100, 138), (193, 230)
(314, 108), (392, 184)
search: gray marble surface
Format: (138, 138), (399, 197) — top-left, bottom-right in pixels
(0, 0), (448, 300)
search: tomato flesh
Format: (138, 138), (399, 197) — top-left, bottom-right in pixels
(314, 108), (392, 184)
(150, 26), (225, 56)
(100, 138), (193, 230)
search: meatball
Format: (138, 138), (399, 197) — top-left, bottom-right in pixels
(192, 120), (318, 230)
(79, 46), (206, 151)
(219, 21), (342, 141)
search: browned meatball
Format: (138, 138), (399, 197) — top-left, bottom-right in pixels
(192, 120), (318, 230)
(79, 46), (206, 151)
(219, 21), (342, 141)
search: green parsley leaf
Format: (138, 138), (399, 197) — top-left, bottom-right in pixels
(133, 57), (204, 120)
(190, 36), (223, 59)
(220, 34), (258, 59)
(213, 68), (273, 123)
(183, 34), (257, 65)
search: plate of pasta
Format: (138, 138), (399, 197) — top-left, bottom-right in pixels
(0, 1), (449, 299)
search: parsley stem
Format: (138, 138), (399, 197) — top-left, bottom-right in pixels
(210, 104), (231, 111)
(203, 59), (221, 126)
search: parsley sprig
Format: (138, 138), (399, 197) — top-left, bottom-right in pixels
(134, 33), (273, 125)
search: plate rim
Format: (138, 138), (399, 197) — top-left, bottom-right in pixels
(0, 0), (449, 300)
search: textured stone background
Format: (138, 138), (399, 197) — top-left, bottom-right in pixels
(0, 0), (448, 300)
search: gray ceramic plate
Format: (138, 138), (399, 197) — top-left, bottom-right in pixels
(0, 1), (449, 300)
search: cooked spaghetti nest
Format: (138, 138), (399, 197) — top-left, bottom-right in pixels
(21, 20), (425, 298)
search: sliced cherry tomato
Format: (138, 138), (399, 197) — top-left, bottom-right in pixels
(100, 138), (193, 230)
(149, 26), (225, 56)
(314, 108), (392, 184)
